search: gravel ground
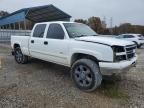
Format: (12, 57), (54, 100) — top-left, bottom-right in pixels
(0, 44), (144, 108)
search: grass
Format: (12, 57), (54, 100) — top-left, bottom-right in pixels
(99, 78), (129, 99)
(0, 59), (1, 69)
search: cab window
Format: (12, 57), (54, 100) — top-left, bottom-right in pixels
(46, 24), (65, 39)
(33, 24), (46, 38)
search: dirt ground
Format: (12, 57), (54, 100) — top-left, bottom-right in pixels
(0, 43), (144, 108)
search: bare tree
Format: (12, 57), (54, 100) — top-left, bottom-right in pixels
(0, 11), (9, 17)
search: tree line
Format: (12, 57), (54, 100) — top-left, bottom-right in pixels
(75, 17), (144, 35)
(0, 11), (9, 17)
(0, 10), (144, 35)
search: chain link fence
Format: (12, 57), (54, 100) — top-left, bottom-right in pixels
(0, 29), (31, 43)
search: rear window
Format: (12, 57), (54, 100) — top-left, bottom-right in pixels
(33, 24), (46, 38)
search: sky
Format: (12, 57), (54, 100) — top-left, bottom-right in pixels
(0, 0), (144, 27)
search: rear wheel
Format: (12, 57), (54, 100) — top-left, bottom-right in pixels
(71, 59), (102, 92)
(14, 47), (28, 64)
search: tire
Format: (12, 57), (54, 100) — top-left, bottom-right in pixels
(14, 47), (28, 64)
(71, 59), (102, 92)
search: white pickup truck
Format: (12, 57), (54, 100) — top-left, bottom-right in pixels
(11, 21), (137, 92)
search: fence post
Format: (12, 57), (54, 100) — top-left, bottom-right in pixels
(19, 22), (21, 30)
(9, 24), (11, 30)
(24, 19), (27, 30)
(13, 23), (16, 30)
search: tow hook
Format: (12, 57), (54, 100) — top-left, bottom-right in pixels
(132, 62), (137, 67)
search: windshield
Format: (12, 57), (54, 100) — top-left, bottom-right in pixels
(63, 23), (98, 38)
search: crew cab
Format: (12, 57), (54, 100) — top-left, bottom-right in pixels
(115, 34), (144, 48)
(11, 21), (137, 92)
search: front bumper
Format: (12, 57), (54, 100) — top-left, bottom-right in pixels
(99, 56), (137, 76)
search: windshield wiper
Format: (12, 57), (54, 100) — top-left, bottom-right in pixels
(76, 34), (98, 37)
(91, 34), (98, 36)
(76, 35), (88, 37)
(74, 34), (98, 38)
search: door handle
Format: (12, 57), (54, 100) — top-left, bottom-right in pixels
(31, 40), (34, 43)
(44, 41), (48, 45)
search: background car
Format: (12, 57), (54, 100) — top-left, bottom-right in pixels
(115, 34), (144, 48)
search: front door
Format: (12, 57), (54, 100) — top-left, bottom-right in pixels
(29, 24), (47, 59)
(43, 23), (69, 66)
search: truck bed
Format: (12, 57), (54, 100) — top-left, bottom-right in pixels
(11, 35), (30, 56)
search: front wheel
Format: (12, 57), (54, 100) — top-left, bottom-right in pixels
(71, 59), (102, 92)
(14, 47), (28, 64)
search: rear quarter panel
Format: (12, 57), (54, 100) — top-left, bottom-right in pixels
(11, 36), (30, 56)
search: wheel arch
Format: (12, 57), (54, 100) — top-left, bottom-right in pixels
(71, 53), (99, 66)
(132, 41), (139, 48)
(13, 43), (21, 49)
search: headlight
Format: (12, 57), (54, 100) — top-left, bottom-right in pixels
(114, 55), (127, 62)
(111, 46), (126, 62)
(111, 46), (125, 53)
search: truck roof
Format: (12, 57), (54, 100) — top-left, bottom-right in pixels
(121, 33), (142, 36)
(36, 21), (75, 25)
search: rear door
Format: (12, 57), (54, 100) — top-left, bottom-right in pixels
(43, 23), (69, 66)
(29, 24), (47, 59)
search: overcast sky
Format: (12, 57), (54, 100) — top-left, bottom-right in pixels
(0, 0), (144, 27)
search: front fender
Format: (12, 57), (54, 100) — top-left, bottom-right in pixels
(68, 48), (103, 66)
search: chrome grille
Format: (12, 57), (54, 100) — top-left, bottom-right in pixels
(125, 44), (136, 60)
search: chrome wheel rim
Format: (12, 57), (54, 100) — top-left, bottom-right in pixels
(15, 50), (23, 63)
(74, 65), (93, 87)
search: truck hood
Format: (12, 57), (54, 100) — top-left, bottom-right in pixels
(75, 36), (134, 46)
